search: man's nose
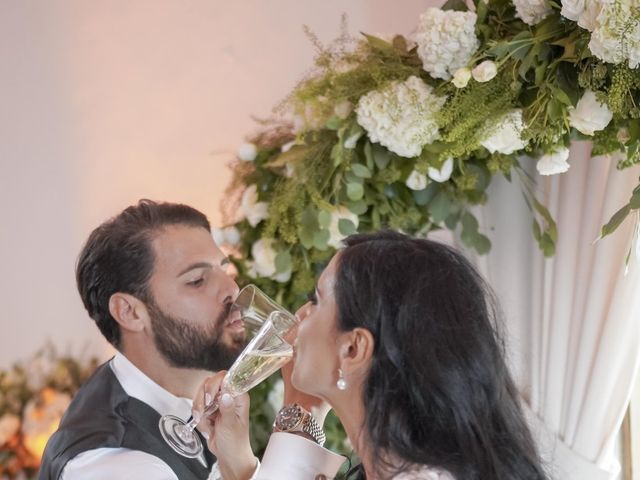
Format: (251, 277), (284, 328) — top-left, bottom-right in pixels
(217, 271), (239, 305)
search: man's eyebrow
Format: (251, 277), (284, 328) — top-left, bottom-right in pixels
(177, 262), (212, 277)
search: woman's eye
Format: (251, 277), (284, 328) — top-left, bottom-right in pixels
(307, 291), (317, 305)
(188, 278), (204, 287)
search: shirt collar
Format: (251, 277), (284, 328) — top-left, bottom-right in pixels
(109, 352), (193, 420)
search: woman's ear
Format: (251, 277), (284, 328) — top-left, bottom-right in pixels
(108, 293), (147, 333)
(338, 327), (375, 375)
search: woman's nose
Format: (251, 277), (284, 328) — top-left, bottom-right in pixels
(294, 302), (310, 321)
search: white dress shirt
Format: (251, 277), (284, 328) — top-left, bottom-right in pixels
(61, 353), (345, 480)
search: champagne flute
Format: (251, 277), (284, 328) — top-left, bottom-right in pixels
(159, 310), (297, 458)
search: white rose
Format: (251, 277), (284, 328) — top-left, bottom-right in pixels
(250, 238), (291, 283)
(452, 68), (472, 88)
(213, 226), (241, 247)
(481, 110), (528, 154)
(334, 100), (353, 120)
(560, 0), (586, 22)
(536, 147), (571, 175)
(405, 169), (428, 191)
(471, 60), (498, 83)
(569, 90), (613, 135)
(328, 206), (359, 249)
(428, 157), (454, 183)
(241, 185), (269, 227)
(267, 378), (285, 413)
(0, 414), (20, 446)
(237, 143), (257, 162)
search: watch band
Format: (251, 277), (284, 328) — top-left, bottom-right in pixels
(273, 403), (326, 446)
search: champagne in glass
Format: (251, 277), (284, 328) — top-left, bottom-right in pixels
(159, 310), (296, 458)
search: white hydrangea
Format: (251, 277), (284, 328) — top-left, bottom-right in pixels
(578, 1), (603, 31)
(589, 0), (640, 67)
(356, 76), (447, 158)
(561, 0), (586, 21)
(513, 0), (553, 25)
(569, 90), (613, 135)
(328, 206), (359, 249)
(240, 185), (269, 227)
(481, 110), (528, 154)
(536, 147), (571, 176)
(415, 8), (479, 80)
(249, 238), (291, 283)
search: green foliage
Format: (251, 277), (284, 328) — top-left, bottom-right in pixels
(223, 2), (640, 457)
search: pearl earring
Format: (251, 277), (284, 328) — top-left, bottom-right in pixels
(336, 369), (348, 391)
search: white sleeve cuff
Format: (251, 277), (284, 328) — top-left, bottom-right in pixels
(254, 432), (346, 480)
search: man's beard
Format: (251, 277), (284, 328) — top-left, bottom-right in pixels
(146, 296), (246, 372)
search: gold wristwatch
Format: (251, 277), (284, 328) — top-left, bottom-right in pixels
(273, 403), (326, 446)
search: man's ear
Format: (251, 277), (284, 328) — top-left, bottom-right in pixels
(108, 293), (147, 333)
(338, 327), (375, 375)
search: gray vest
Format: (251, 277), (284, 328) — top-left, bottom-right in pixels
(39, 360), (215, 479)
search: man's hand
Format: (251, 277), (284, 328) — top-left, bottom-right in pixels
(192, 372), (257, 480)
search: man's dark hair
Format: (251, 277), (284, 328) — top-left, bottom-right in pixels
(338, 231), (548, 480)
(76, 199), (211, 349)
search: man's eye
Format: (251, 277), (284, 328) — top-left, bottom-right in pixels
(307, 291), (317, 305)
(188, 278), (204, 287)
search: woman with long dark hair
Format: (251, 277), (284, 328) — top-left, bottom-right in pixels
(196, 230), (548, 479)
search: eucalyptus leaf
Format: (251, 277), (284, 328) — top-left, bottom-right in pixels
(275, 250), (292, 274)
(364, 142), (375, 170)
(429, 191), (451, 224)
(413, 183), (439, 206)
(313, 229), (331, 251)
(318, 210), (331, 229)
(351, 163), (373, 178)
(372, 144), (391, 170)
(338, 218), (357, 236)
(299, 228), (314, 249)
(347, 183), (364, 201)
(347, 200), (369, 215)
(474, 234), (492, 255)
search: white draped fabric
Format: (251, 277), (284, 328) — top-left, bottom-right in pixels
(469, 142), (640, 479)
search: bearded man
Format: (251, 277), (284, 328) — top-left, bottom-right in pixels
(39, 200), (344, 480)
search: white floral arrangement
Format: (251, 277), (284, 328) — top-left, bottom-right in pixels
(214, 1), (640, 455)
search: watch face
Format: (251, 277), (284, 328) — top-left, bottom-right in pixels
(276, 405), (303, 430)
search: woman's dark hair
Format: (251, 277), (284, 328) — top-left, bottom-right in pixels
(336, 231), (547, 480)
(75, 199), (210, 349)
